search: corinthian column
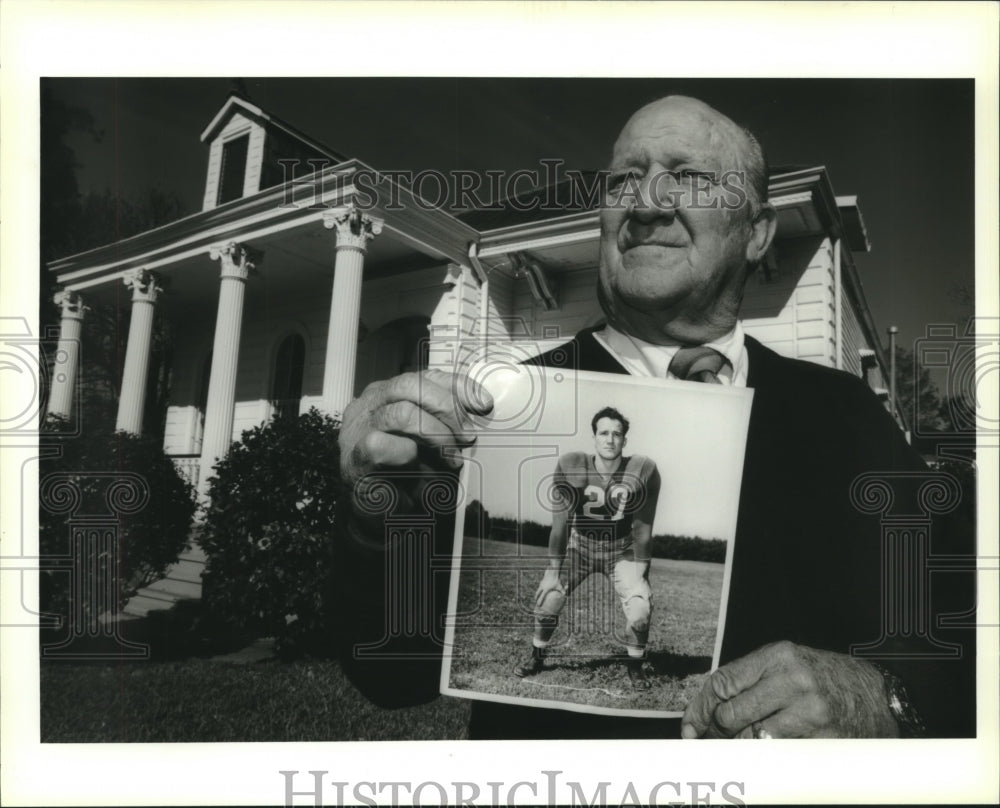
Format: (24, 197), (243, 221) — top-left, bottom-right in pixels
(321, 206), (382, 421)
(199, 242), (259, 495)
(115, 269), (162, 434)
(47, 290), (88, 421)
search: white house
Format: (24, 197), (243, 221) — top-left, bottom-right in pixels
(46, 94), (901, 613)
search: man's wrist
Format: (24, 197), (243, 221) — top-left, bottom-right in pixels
(869, 663), (926, 738)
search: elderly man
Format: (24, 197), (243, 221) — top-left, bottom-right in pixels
(335, 95), (973, 739)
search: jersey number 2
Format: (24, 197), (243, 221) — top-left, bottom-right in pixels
(582, 484), (628, 520)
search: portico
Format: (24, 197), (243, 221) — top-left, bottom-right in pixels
(47, 164), (479, 502)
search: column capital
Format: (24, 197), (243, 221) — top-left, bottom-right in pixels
(209, 242), (262, 280)
(53, 290), (88, 320)
(322, 206), (383, 252)
(122, 268), (163, 303)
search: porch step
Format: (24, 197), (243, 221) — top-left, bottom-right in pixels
(123, 542), (207, 617)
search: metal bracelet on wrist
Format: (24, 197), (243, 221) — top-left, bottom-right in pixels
(871, 663), (926, 738)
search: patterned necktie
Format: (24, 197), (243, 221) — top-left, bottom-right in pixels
(668, 346), (729, 384)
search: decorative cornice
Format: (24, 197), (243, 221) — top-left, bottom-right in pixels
(53, 290), (88, 320)
(322, 206), (383, 252)
(209, 242), (262, 280)
(47, 161), (478, 288)
(478, 210), (600, 257)
(122, 268), (163, 303)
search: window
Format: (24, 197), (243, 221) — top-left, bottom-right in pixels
(271, 334), (305, 421)
(217, 134), (250, 205)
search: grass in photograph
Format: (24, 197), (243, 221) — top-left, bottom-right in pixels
(447, 537), (724, 713)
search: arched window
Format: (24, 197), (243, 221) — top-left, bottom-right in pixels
(271, 334), (305, 421)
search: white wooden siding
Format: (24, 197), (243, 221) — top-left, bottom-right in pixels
(455, 266), (483, 341)
(162, 405), (201, 455)
(742, 236), (834, 364)
(244, 126), (266, 198)
(202, 111), (263, 211)
(511, 266), (602, 343)
(485, 269), (516, 340)
(427, 266), (483, 373)
(840, 286), (865, 378)
(232, 400), (271, 441)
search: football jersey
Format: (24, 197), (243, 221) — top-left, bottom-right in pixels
(552, 452), (659, 546)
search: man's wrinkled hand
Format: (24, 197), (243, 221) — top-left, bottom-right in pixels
(680, 641), (899, 739)
(338, 369), (493, 526)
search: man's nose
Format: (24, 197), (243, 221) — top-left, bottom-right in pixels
(629, 172), (679, 222)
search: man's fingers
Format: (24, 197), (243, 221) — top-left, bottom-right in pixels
(681, 643), (787, 738)
(733, 695), (836, 739)
(425, 368), (494, 418)
(373, 373), (476, 444)
(404, 370), (494, 442)
(705, 670), (800, 738)
(371, 400), (467, 461)
(355, 430), (420, 471)
(343, 370), (492, 482)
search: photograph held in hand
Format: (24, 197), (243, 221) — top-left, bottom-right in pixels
(441, 368), (750, 718)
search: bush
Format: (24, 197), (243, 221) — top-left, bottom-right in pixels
(199, 409), (340, 657)
(649, 534), (727, 563)
(39, 416), (196, 629)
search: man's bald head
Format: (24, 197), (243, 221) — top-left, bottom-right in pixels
(615, 95), (769, 213)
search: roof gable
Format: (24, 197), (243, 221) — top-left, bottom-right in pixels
(200, 94), (345, 163)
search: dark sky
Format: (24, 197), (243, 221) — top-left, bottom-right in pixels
(47, 77), (975, 354)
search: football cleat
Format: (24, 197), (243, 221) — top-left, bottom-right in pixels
(513, 646), (546, 678)
(626, 657), (652, 690)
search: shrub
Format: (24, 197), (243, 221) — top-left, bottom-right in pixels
(649, 534), (727, 563)
(463, 499), (491, 539)
(39, 416), (197, 629)
(199, 408), (340, 657)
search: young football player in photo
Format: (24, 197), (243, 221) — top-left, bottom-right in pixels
(514, 406), (661, 689)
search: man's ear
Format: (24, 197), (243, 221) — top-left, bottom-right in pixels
(745, 202), (777, 265)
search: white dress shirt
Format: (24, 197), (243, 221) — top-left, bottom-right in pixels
(592, 322), (749, 387)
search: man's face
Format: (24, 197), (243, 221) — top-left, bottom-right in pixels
(598, 97), (763, 341)
(593, 417), (626, 461)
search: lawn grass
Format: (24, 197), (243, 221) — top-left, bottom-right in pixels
(446, 537), (724, 714)
(41, 657), (470, 742)
(40, 536), (725, 740)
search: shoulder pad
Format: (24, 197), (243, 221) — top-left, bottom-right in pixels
(624, 454), (657, 482)
(557, 451), (589, 476)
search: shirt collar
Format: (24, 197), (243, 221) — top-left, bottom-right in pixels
(592, 321), (748, 387)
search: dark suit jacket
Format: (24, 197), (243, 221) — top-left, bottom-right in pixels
(334, 328), (975, 739)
